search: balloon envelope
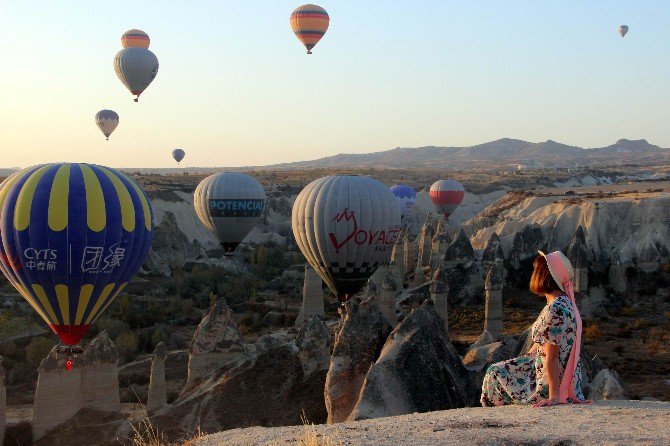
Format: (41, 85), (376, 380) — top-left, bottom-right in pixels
(194, 172), (266, 254)
(172, 149), (185, 163)
(618, 25), (629, 37)
(389, 184), (416, 218)
(0, 163), (154, 345)
(429, 180), (465, 220)
(290, 4), (329, 54)
(114, 47), (159, 101)
(95, 110), (119, 140)
(122, 29), (150, 48)
(292, 175), (401, 300)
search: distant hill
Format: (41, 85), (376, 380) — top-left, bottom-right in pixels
(263, 138), (669, 170)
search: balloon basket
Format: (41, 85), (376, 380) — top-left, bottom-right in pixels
(56, 345), (84, 371)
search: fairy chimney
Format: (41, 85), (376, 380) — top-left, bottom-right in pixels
(379, 270), (398, 326)
(147, 342), (168, 413)
(484, 264), (506, 340)
(567, 227), (589, 292)
(296, 265), (325, 326)
(430, 267), (449, 334)
(417, 216), (435, 267)
(443, 228), (475, 269)
(482, 232), (504, 269)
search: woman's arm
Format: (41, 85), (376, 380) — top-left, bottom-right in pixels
(534, 342), (560, 407)
(527, 342), (540, 354)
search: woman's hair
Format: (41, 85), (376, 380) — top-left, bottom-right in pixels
(530, 255), (561, 295)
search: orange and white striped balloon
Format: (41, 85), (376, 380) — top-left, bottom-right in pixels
(121, 29), (150, 49)
(290, 4), (329, 54)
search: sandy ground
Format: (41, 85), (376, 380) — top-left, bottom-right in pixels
(194, 401), (670, 446)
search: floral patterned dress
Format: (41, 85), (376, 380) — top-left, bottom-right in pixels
(480, 295), (585, 406)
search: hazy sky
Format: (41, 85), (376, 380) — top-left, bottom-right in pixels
(1, 1), (669, 168)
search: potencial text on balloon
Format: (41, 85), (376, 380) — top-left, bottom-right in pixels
(209, 199), (265, 218)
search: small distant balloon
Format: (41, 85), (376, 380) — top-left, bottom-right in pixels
(172, 149), (185, 164)
(389, 184), (416, 219)
(618, 25), (629, 38)
(121, 29), (150, 48)
(290, 4), (330, 54)
(95, 110), (119, 141)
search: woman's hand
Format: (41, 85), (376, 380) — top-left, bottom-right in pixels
(533, 397), (559, 408)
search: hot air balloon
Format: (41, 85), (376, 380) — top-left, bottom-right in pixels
(430, 180), (465, 220)
(95, 110), (119, 141)
(194, 172), (266, 255)
(292, 175), (401, 302)
(618, 25), (629, 38)
(0, 163), (154, 354)
(122, 29), (150, 48)
(389, 184), (416, 219)
(290, 4), (329, 54)
(114, 47), (159, 102)
(172, 149), (185, 164)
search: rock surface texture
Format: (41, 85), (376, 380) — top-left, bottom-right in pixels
(194, 401), (670, 446)
(147, 341), (168, 414)
(296, 265), (325, 326)
(324, 298), (392, 424)
(296, 316), (333, 377)
(186, 298), (247, 387)
(32, 331), (121, 442)
(347, 301), (476, 421)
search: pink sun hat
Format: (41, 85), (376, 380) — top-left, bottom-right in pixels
(538, 250), (573, 292)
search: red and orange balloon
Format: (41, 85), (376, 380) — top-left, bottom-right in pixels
(290, 4), (329, 54)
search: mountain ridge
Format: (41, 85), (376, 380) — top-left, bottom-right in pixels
(263, 138), (668, 170)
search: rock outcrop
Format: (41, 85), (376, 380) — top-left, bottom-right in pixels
(347, 301), (476, 421)
(412, 265), (427, 287)
(417, 217), (434, 267)
(429, 267), (449, 334)
(32, 331), (121, 442)
(296, 265), (325, 326)
(608, 250), (627, 294)
(186, 298), (247, 387)
(402, 231), (415, 276)
(508, 224), (544, 268)
(296, 316), (333, 377)
(153, 335), (328, 437)
(325, 298), (392, 424)
(152, 211), (207, 267)
(443, 229), (475, 269)
(379, 270), (399, 326)
(147, 342), (168, 414)
(484, 264), (506, 340)
(567, 226), (589, 292)
(482, 232), (504, 269)
(588, 369), (628, 401)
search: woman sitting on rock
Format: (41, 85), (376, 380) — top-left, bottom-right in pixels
(481, 251), (589, 407)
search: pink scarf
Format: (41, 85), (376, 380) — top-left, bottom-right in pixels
(544, 253), (591, 404)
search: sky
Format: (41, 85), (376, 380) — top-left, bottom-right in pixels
(1, 1), (669, 168)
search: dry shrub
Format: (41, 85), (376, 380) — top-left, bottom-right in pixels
(299, 413), (342, 446)
(128, 417), (205, 446)
(584, 324), (603, 343)
(620, 306), (637, 317)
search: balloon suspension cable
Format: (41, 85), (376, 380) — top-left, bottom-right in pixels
(134, 96), (139, 102)
(56, 344), (84, 371)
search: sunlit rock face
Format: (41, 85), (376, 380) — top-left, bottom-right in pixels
(186, 298), (247, 387)
(471, 193), (670, 271)
(32, 331), (121, 442)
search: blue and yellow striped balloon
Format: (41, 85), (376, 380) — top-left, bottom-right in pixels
(0, 163), (154, 345)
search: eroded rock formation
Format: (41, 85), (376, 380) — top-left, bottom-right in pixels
(186, 298), (247, 387)
(325, 298), (392, 424)
(296, 316), (333, 377)
(348, 301), (476, 420)
(296, 265), (325, 326)
(147, 342), (168, 414)
(32, 331), (121, 442)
